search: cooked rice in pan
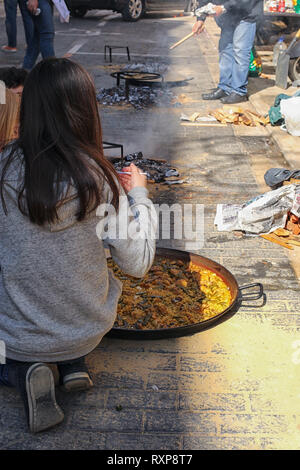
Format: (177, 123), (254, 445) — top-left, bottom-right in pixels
(108, 258), (232, 330)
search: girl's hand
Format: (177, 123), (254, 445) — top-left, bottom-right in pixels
(118, 163), (147, 193)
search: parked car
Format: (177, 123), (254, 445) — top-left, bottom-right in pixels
(65, 0), (198, 22)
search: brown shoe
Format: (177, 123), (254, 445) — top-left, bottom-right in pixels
(1, 45), (17, 53)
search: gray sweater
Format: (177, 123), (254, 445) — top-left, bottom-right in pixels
(0, 149), (156, 362)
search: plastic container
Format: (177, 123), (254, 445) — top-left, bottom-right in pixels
(273, 37), (287, 67)
(295, 0), (300, 13)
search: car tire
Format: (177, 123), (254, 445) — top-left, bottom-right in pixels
(70, 7), (88, 18)
(121, 0), (145, 21)
(288, 57), (300, 83)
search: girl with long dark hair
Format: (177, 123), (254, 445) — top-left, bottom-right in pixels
(0, 58), (156, 433)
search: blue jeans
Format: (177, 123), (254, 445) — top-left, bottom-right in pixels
(216, 17), (256, 96)
(22, 0), (55, 70)
(4, 0), (34, 47)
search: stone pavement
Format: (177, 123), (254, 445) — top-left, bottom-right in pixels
(0, 10), (300, 450)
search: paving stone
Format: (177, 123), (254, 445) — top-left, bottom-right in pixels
(182, 434), (259, 450)
(144, 411), (217, 434)
(178, 392), (247, 412)
(107, 389), (177, 410)
(106, 433), (182, 450)
(71, 408), (143, 432)
(219, 413), (291, 435)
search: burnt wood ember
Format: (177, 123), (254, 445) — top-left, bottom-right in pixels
(97, 85), (175, 110)
(112, 152), (180, 183)
(123, 62), (169, 75)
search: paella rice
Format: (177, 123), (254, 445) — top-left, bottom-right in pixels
(108, 258), (232, 330)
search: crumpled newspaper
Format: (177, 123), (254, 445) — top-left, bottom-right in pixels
(215, 184), (300, 234)
(195, 3), (218, 16)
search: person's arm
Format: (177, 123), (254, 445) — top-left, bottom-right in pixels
(97, 164), (157, 278)
(193, 1), (219, 35)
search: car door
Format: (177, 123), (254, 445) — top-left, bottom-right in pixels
(146, 0), (189, 12)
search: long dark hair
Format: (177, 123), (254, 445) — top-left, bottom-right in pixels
(0, 58), (120, 225)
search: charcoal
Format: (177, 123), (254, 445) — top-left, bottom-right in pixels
(123, 62), (169, 75)
(112, 155), (180, 184)
(97, 85), (176, 110)
(125, 151), (143, 161)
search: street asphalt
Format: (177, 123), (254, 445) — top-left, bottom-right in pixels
(0, 6), (300, 451)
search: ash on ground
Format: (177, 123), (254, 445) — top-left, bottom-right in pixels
(97, 85), (176, 110)
(123, 62), (169, 74)
(113, 152), (180, 183)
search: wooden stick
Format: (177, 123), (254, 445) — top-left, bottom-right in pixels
(170, 32), (194, 50)
(180, 121), (227, 127)
(260, 234), (294, 250)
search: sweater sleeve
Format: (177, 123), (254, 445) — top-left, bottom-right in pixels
(96, 185), (157, 278)
(196, 0), (210, 20)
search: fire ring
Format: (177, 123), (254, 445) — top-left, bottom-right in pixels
(111, 70), (164, 99)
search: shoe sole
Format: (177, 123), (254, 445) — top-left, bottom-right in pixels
(202, 96), (225, 100)
(26, 363), (64, 433)
(62, 372), (94, 392)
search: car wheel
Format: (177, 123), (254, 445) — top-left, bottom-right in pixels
(288, 57), (300, 82)
(70, 7), (88, 18)
(122, 0), (145, 21)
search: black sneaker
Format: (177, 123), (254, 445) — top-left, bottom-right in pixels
(202, 88), (227, 100)
(220, 92), (248, 104)
(58, 358), (93, 392)
(25, 363), (64, 433)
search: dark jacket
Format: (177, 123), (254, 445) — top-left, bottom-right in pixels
(196, 0), (263, 23)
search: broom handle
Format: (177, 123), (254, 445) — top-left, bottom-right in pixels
(170, 32), (194, 50)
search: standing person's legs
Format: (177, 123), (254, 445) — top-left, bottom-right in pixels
(230, 20), (257, 96)
(18, 0), (35, 46)
(19, 0), (39, 70)
(217, 22), (235, 95)
(3, 0), (18, 50)
(34, 0), (55, 60)
(201, 16), (235, 100)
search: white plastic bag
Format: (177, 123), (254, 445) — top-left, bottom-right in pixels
(52, 0), (70, 23)
(280, 97), (300, 136)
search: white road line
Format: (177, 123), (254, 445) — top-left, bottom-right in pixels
(67, 41), (88, 55)
(63, 11), (118, 56)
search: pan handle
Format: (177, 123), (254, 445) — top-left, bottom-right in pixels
(238, 283), (264, 301)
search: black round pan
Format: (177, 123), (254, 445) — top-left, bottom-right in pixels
(105, 247), (264, 340)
